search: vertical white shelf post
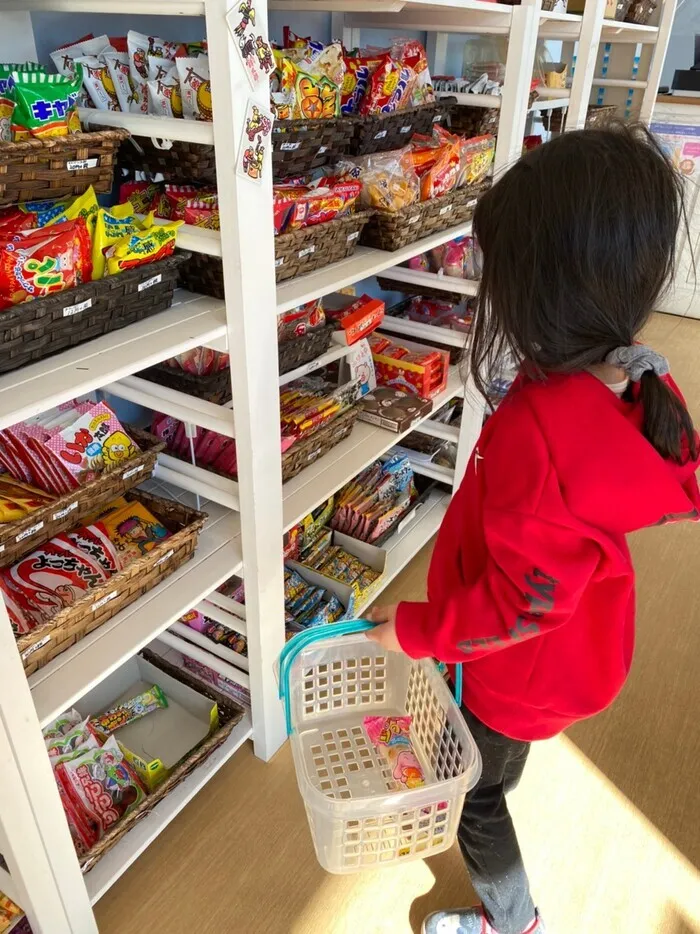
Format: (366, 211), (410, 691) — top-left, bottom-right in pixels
(205, 0), (287, 760)
(640, 0), (678, 122)
(0, 611), (97, 933)
(494, 0), (541, 175)
(452, 373), (486, 493)
(565, 0), (606, 130)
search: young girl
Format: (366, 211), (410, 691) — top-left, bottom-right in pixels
(368, 124), (700, 934)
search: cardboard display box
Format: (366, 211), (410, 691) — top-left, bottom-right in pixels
(76, 655), (218, 791)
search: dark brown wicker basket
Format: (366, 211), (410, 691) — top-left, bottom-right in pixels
(0, 252), (189, 376)
(611, 0), (633, 19)
(0, 427), (164, 568)
(348, 104), (439, 157)
(279, 325), (335, 375)
(625, 0), (656, 24)
(78, 648), (245, 874)
(376, 275), (465, 305)
(116, 135), (217, 184)
(139, 362), (233, 405)
(361, 182), (489, 252)
(276, 211), (373, 283)
(0, 129), (129, 206)
(547, 102), (617, 133)
(282, 406), (359, 482)
(273, 117), (356, 181)
(16, 490), (207, 675)
(446, 102), (500, 139)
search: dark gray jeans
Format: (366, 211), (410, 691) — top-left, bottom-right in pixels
(458, 706), (536, 934)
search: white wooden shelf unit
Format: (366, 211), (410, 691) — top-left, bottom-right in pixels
(0, 0), (677, 930)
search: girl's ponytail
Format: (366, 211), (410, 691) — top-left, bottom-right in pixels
(607, 345), (697, 465)
(638, 371), (697, 465)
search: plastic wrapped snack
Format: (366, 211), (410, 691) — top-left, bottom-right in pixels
(91, 684), (168, 735)
(103, 49), (134, 113)
(75, 54), (120, 110)
(277, 299), (325, 341)
(176, 56), (212, 120)
(359, 54), (415, 116)
(344, 148), (419, 213)
(103, 220), (181, 275)
(364, 715), (425, 789)
(147, 55), (182, 118)
(10, 69), (82, 139)
(273, 179), (361, 232)
(456, 134), (495, 188)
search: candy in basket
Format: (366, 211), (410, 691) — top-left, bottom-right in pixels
(278, 620), (481, 873)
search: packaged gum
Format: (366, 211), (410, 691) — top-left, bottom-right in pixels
(91, 683), (168, 735)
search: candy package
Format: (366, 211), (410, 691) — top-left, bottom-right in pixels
(45, 402), (140, 484)
(75, 54), (120, 110)
(119, 181), (162, 215)
(126, 30), (177, 114)
(364, 715), (425, 789)
(91, 684), (168, 736)
(42, 707), (82, 741)
(359, 54), (415, 116)
(272, 54), (339, 120)
(456, 133), (495, 188)
(277, 299), (325, 342)
(147, 56), (182, 118)
(340, 51), (383, 115)
(273, 179), (361, 233)
(342, 148), (419, 213)
(176, 56), (212, 120)
(100, 499), (170, 568)
(55, 735), (147, 844)
(10, 70), (82, 139)
(393, 38), (435, 106)
(92, 203), (150, 280)
(103, 49), (135, 113)
(45, 718), (99, 760)
(50, 35), (109, 82)
(104, 220), (181, 275)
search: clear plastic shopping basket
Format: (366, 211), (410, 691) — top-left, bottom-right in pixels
(278, 619), (482, 874)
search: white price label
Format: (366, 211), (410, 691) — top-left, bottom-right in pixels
(62, 297), (92, 318)
(439, 205), (453, 216)
(21, 636), (51, 661)
(52, 501), (79, 521)
(122, 464), (145, 480)
(318, 145), (328, 154)
(407, 215), (420, 226)
(92, 591), (118, 611)
(16, 521), (44, 543)
(374, 130), (388, 140)
(400, 125), (413, 134)
(0, 544), (4, 554)
(66, 158), (98, 171)
(433, 115), (444, 123)
(138, 274), (162, 292)
(298, 246), (316, 259)
(346, 231), (360, 243)
(275, 257), (284, 268)
(155, 548), (175, 567)
(467, 199), (478, 209)
(280, 141), (301, 151)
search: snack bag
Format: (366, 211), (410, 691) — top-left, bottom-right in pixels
(101, 499), (170, 567)
(340, 52), (383, 115)
(0, 219), (88, 309)
(419, 135), (462, 200)
(102, 49), (135, 113)
(126, 30), (150, 113)
(303, 41), (345, 88)
(364, 715), (425, 789)
(104, 220), (181, 275)
(45, 718), (98, 759)
(147, 55), (182, 118)
(56, 735), (147, 839)
(92, 204), (150, 280)
(50, 35), (109, 80)
(91, 684), (168, 735)
(46, 402), (139, 483)
(119, 181), (161, 215)
(359, 55), (415, 116)
(184, 202), (220, 229)
(176, 56), (212, 121)
(44, 186), (99, 256)
(352, 148), (420, 213)
(456, 134), (495, 188)
(74, 54), (120, 110)
(0, 892), (22, 930)
(67, 522), (121, 576)
(11, 69), (82, 139)
(393, 38), (435, 106)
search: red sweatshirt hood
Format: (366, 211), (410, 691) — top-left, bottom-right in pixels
(395, 371), (700, 741)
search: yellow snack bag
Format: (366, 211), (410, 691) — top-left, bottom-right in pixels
(45, 186), (99, 241)
(81, 495), (130, 526)
(104, 220), (181, 276)
(92, 205), (153, 280)
(101, 499), (171, 568)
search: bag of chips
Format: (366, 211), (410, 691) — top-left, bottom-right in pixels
(103, 220), (181, 275)
(10, 69), (82, 139)
(176, 56), (212, 120)
(92, 204), (152, 280)
(74, 54), (120, 110)
(359, 54), (415, 116)
(147, 55), (182, 118)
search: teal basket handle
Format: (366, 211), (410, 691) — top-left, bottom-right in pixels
(277, 619), (464, 735)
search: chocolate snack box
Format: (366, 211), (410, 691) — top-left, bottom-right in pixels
(359, 387), (433, 432)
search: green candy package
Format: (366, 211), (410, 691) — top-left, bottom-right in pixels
(0, 63), (45, 142)
(10, 68), (82, 140)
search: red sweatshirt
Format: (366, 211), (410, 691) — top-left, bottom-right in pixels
(396, 371), (700, 741)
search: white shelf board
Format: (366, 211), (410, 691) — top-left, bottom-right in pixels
(78, 109), (213, 144)
(379, 315), (468, 348)
(85, 712), (252, 904)
(279, 341), (352, 387)
(0, 865), (19, 908)
(530, 97), (570, 112)
(356, 489), (449, 614)
(0, 0), (204, 10)
(283, 366), (463, 530)
(270, 0), (511, 14)
(380, 266), (479, 297)
(0, 292), (226, 431)
(277, 222), (473, 313)
(435, 91), (501, 109)
(600, 19), (658, 42)
(29, 503), (242, 729)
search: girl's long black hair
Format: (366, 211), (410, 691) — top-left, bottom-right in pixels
(471, 122), (697, 464)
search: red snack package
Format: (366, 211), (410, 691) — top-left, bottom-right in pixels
(277, 299), (325, 341)
(119, 180), (162, 214)
(341, 53), (383, 115)
(183, 202), (220, 229)
(359, 55), (416, 115)
(0, 219), (89, 309)
(323, 294), (385, 345)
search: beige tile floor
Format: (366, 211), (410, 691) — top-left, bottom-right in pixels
(96, 313), (700, 934)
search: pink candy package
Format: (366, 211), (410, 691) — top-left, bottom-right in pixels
(150, 414), (240, 477)
(364, 715), (425, 790)
(164, 347), (230, 375)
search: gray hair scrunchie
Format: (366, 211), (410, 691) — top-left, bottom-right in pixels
(605, 344), (669, 382)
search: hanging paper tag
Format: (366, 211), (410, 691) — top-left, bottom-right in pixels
(345, 338), (376, 397)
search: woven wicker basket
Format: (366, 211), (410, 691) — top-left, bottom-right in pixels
(273, 117), (356, 181)
(279, 325), (335, 375)
(348, 104), (439, 157)
(0, 252), (188, 376)
(0, 129), (129, 206)
(139, 362), (233, 405)
(0, 427), (164, 568)
(547, 102), (618, 133)
(611, 0), (633, 19)
(376, 275), (465, 306)
(275, 211), (373, 283)
(16, 490), (207, 675)
(78, 648), (244, 874)
(116, 135), (217, 184)
(625, 0), (656, 24)
(282, 406), (359, 482)
(361, 182), (489, 252)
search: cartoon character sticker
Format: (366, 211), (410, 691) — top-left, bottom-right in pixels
(233, 0), (256, 38)
(227, 0), (274, 90)
(237, 98), (274, 185)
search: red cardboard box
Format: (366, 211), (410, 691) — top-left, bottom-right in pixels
(323, 293), (385, 345)
(371, 334), (450, 399)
